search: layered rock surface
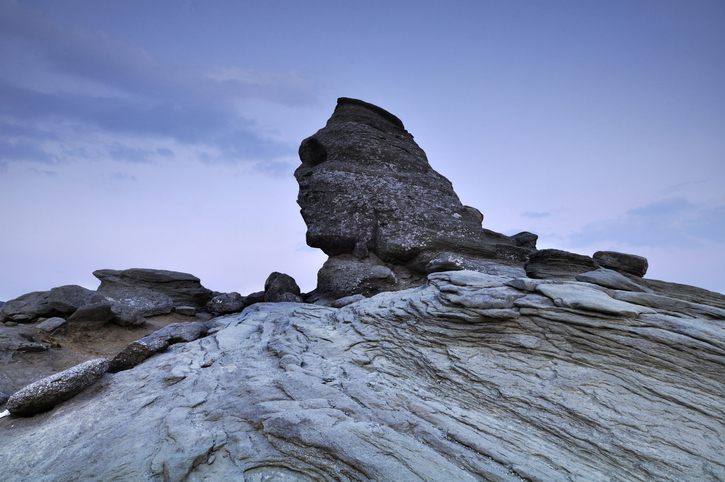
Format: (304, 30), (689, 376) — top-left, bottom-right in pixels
(1, 271), (723, 480)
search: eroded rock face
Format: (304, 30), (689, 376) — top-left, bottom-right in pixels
(2, 271), (723, 480)
(295, 98), (530, 271)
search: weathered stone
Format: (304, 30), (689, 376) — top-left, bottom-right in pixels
(108, 299), (145, 327)
(5, 358), (108, 416)
(94, 268), (213, 308)
(264, 272), (303, 303)
(64, 301), (114, 329)
(316, 254), (402, 299)
(524, 248), (600, 279)
(576, 268), (649, 292)
(511, 231), (538, 249)
(47, 285), (105, 315)
(0, 389), (9, 406)
(2, 272), (722, 480)
(175, 306), (196, 316)
(206, 292), (245, 314)
(244, 291), (265, 305)
(593, 250), (648, 277)
(108, 322), (207, 373)
(329, 294), (366, 308)
(1, 291), (57, 322)
(35, 316), (68, 332)
(108, 286), (174, 317)
(294, 98), (531, 268)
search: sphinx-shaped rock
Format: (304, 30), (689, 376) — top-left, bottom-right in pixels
(295, 98), (533, 299)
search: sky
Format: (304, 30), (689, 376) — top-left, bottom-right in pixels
(1, 0), (724, 301)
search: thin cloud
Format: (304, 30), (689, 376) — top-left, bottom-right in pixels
(0, 0), (318, 170)
(568, 197), (725, 249)
(522, 211), (551, 218)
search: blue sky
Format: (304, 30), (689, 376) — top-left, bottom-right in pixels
(1, 0), (724, 301)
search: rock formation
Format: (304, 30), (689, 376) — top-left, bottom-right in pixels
(1, 98), (724, 481)
(295, 98), (533, 300)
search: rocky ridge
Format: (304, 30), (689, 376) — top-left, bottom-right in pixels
(1, 98), (724, 481)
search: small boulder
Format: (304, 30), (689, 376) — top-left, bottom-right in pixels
(525, 249), (600, 280)
(108, 322), (207, 373)
(511, 231), (538, 249)
(244, 291), (265, 306)
(593, 251), (649, 277)
(264, 272), (303, 303)
(36, 317), (68, 332)
(48, 285), (105, 315)
(65, 301), (114, 329)
(5, 358), (109, 416)
(175, 306), (196, 316)
(207, 292), (245, 314)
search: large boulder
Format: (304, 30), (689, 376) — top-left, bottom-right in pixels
(206, 292), (245, 314)
(94, 269), (213, 309)
(593, 250), (649, 277)
(294, 98), (531, 269)
(47, 285), (106, 315)
(524, 248), (600, 280)
(1, 291), (57, 323)
(263, 272), (303, 303)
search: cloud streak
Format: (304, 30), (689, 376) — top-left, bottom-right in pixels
(0, 0), (317, 168)
(568, 197), (725, 249)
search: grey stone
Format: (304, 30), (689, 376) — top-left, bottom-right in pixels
(524, 248), (600, 279)
(47, 285), (105, 315)
(35, 316), (68, 332)
(108, 321), (207, 373)
(264, 272), (303, 303)
(244, 291), (265, 305)
(316, 254), (401, 299)
(330, 294), (366, 308)
(108, 286), (174, 317)
(94, 268), (213, 308)
(5, 358), (108, 416)
(593, 250), (648, 277)
(1, 272), (722, 480)
(0, 389), (9, 406)
(0, 291), (57, 322)
(511, 231), (538, 249)
(64, 301), (114, 329)
(175, 306), (196, 316)
(206, 292), (245, 314)
(294, 98), (531, 268)
(576, 268), (649, 292)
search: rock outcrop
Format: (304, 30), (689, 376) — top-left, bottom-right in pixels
(94, 268), (213, 309)
(295, 98), (532, 300)
(1, 271), (723, 480)
(593, 250), (649, 277)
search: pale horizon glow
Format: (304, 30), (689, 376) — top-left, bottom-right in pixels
(1, 0), (723, 301)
